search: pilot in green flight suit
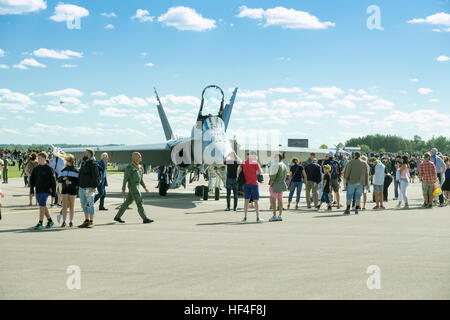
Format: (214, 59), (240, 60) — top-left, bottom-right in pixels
(114, 152), (153, 224)
(2, 157), (8, 183)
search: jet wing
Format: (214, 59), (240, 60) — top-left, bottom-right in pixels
(63, 143), (172, 166)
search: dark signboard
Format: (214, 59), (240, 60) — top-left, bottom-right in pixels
(288, 139), (309, 148)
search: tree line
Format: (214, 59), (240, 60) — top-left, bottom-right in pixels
(343, 134), (450, 154)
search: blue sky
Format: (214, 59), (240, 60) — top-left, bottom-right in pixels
(0, 0), (449, 147)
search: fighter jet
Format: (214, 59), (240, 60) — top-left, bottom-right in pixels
(64, 85), (238, 200)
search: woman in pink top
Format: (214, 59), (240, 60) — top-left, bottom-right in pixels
(397, 155), (410, 209)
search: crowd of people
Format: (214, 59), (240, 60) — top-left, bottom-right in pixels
(0, 146), (449, 227)
(223, 148), (449, 222)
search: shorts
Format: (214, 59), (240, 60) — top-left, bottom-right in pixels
(62, 189), (78, 196)
(346, 184), (363, 202)
(330, 178), (340, 193)
(320, 192), (331, 204)
(36, 193), (50, 207)
(244, 184), (259, 201)
(373, 184), (383, 192)
(269, 186), (283, 199)
(422, 182), (434, 196)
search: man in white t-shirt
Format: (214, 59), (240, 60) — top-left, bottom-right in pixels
(49, 153), (66, 208)
(372, 159), (385, 210)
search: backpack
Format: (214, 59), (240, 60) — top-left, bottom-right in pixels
(330, 160), (340, 179)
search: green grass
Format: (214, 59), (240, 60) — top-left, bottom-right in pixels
(3, 163), (123, 179)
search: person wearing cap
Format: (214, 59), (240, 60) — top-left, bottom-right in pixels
(323, 151), (342, 209)
(372, 158), (386, 210)
(430, 148), (446, 206)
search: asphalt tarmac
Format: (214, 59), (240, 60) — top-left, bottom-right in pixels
(0, 173), (449, 299)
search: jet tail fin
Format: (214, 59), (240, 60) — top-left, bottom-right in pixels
(154, 87), (174, 141)
(223, 87), (238, 132)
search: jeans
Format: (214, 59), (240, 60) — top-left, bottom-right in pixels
(394, 179), (400, 199)
(346, 183), (363, 203)
(94, 182), (106, 208)
(399, 178), (409, 203)
(288, 181), (303, 203)
(226, 178), (238, 210)
(79, 187), (95, 215)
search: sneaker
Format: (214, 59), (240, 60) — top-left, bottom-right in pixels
(233, 208), (237, 212)
(33, 223), (43, 230)
(225, 208), (230, 212)
(69, 221), (73, 228)
(50, 204), (54, 208)
(327, 206), (332, 211)
(427, 204), (433, 209)
(143, 218), (154, 224)
(355, 208), (359, 215)
(114, 217), (125, 223)
(78, 220), (89, 228)
(256, 218), (264, 223)
(61, 221), (66, 228)
(278, 216), (283, 221)
(242, 217), (247, 222)
(99, 207), (108, 211)
(344, 209), (350, 215)
(421, 203), (427, 208)
(87, 221), (94, 228)
(269, 215), (278, 222)
(403, 205), (409, 210)
(380, 206), (386, 210)
(46, 221), (54, 228)
(373, 206), (379, 210)
(395, 204), (401, 209)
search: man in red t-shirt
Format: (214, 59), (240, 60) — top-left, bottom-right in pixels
(237, 151), (263, 223)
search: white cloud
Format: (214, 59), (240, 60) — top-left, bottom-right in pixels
(13, 58), (46, 69)
(410, 78), (419, 82)
(158, 6), (216, 31)
(49, 3), (89, 23)
(418, 88), (432, 95)
(310, 86), (344, 99)
(429, 98), (440, 103)
(61, 64), (77, 68)
(329, 99), (356, 109)
(91, 91), (107, 97)
(384, 109), (449, 131)
(268, 87), (302, 93)
(368, 99), (394, 110)
(44, 88), (83, 97)
(236, 6), (335, 30)
(33, 48), (83, 59)
(101, 12), (116, 18)
(131, 9), (154, 23)
(99, 107), (136, 117)
(0, 88), (35, 112)
(408, 12), (450, 26)
(236, 6), (264, 19)
(144, 62), (154, 67)
(271, 99), (324, 110)
(94, 95), (148, 107)
(0, 48), (4, 56)
(0, 0), (46, 15)
(0, 64), (8, 69)
(435, 55), (450, 62)
(105, 24), (114, 29)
